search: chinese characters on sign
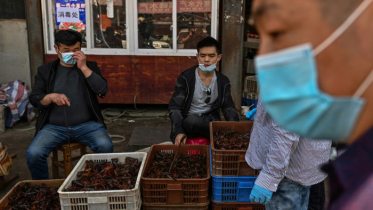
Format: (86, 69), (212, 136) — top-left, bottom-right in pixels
(138, 0), (211, 14)
(177, 0), (211, 12)
(57, 7), (80, 23)
(55, 0), (86, 32)
(138, 2), (173, 14)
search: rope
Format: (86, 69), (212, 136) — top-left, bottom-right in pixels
(109, 134), (126, 144)
(11, 122), (35, 131)
(63, 106), (73, 167)
(101, 108), (148, 120)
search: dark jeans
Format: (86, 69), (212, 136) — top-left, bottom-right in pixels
(266, 178), (311, 210)
(308, 180), (326, 210)
(26, 121), (113, 180)
(182, 115), (218, 139)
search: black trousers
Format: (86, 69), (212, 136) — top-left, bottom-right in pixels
(308, 180), (326, 210)
(182, 114), (218, 139)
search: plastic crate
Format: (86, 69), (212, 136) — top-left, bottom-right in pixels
(243, 76), (259, 94)
(142, 201), (210, 210)
(210, 121), (259, 177)
(210, 149), (256, 203)
(141, 144), (210, 206)
(212, 201), (265, 210)
(58, 152), (147, 210)
(0, 179), (64, 208)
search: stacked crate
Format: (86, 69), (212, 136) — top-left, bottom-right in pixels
(141, 144), (210, 210)
(242, 76), (259, 109)
(210, 121), (265, 210)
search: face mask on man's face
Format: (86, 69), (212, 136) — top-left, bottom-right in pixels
(197, 54), (220, 73)
(255, 0), (373, 142)
(57, 48), (77, 65)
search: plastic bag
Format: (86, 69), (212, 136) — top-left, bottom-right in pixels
(185, 136), (210, 145)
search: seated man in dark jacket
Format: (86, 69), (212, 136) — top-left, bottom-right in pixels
(169, 37), (239, 145)
(27, 30), (113, 180)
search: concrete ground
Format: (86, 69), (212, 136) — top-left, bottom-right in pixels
(0, 104), (170, 198)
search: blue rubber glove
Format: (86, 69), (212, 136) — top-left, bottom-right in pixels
(246, 108), (257, 121)
(249, 184), (273, 205)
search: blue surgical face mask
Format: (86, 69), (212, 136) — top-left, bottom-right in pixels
(199, 63), (217, 73)
(255, 0), (373, 142)
(58, 49), (77, 65)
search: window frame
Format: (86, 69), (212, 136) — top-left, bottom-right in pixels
(42, 0), (219, 56)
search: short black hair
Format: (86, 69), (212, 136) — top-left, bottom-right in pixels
(197, 37), (221, 54)
(55, 30), (82, 47)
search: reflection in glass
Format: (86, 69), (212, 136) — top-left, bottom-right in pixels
(91, 0), (127, 49)
(177, 0), (211, 49)
(137, 0), (173, 49)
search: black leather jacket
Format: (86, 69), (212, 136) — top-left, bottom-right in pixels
(168, 65), (239, 142)
(29, 59), (107, 136)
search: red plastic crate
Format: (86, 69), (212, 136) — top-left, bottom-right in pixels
(210, 121), (259, 177)
(141, 144), (210, 205)
(212, 201), (265, 210)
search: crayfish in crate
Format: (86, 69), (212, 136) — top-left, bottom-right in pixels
(146, 151), (207, 179)
(0, 183), (60, 210)
(214, 130), (250, 150)
(64, 157), (141, 191)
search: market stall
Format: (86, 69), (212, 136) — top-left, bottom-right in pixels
(41, 0), (218, 104)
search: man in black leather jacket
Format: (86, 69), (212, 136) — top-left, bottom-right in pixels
(168, 37), (239, 144)
(27, 30), (113, 180)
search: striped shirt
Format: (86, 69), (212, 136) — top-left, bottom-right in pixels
(245, 99), (332, 192)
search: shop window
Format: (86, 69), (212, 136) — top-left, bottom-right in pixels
(176, 0), (211, 49)
(52, 0), (88, 48)
(137, 0), (173, 50)
(91, 0), (127, 49)
(42, 0), (217, 55)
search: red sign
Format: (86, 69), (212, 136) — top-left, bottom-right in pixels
(178, 0), (211, 13)
(138, 2), (172, 14)
(138, 0), (211, 14)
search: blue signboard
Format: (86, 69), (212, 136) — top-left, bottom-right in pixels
(55, 0), (86, 31)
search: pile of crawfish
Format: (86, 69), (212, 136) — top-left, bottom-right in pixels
(0, 183), (60, 210)
(214, 131), (250, 150)
(146, 151), (207, 179)
(64, 157), (141, 191)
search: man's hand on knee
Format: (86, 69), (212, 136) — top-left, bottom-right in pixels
(175, 134), (187, 145)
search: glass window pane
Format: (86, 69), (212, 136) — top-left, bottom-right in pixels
(177, 0), (211, 50)
(137, 0), (173, 49)
(53, 0), (87, 48)
(91, 0), (127, 49)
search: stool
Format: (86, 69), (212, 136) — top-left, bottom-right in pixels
(51, 142), (86, 179)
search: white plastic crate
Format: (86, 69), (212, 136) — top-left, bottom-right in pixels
(58, 153), (147, 210)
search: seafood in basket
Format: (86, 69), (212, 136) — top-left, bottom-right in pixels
(64, 157), (141, 191)
(0, 183), (60, 210)
(146, 151), (207, 179)
(213, 130), (250, 150)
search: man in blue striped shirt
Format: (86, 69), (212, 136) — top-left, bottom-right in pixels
(246, 99), (331, 209)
